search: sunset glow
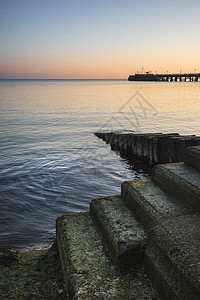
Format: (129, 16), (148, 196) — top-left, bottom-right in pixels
(1, 0), (200, 79)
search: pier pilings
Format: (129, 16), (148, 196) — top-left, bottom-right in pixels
(157, 73), (200, 82)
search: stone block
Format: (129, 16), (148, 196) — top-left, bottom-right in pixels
(144, 215), (200, 299)
(152, 162), (200, 211)
(56, 212), (159, 299)
(175, 137), (196, 161)
(90, 195), (147, 267)
(121, 179), (191, 227)
(184, 145), (200, 170)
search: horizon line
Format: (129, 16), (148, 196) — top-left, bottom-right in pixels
(0, 78), (127, 80)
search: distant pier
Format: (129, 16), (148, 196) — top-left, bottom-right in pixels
(128, 72), (200, 82)
(157, 72), (200, 82)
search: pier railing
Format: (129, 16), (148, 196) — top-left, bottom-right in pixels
(157, 73), (200, 82)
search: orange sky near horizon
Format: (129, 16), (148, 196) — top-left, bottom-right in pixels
(0, 0), (200, 79)
(1, 55), (199, 79)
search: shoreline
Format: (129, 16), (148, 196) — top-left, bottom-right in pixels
(0, 242), (67, 299)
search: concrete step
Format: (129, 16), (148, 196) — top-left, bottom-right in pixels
(152, 162), (200, 211)
(56, 212), (160, 300)
(184, 145), (200, 170)
(121, 179), (192, 227)
(90, 195), (147, 268)
(144, 214), (200, 300)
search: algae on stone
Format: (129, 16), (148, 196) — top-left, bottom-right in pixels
(0, 242), (67, 299)
(57, 212), (160, 299)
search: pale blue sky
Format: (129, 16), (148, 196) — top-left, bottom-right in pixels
(0, 0), (200, 78)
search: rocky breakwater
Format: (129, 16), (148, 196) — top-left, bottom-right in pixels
(95, 132), (200, 166)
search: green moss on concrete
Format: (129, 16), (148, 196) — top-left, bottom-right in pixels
(144, 240), (198, 300)
(121, 179), (191, 227)
(148, 214), (200, 292)
(90, 195), (147, 267)
(144, 214), (200, 299)
(57, 212), (160, 299)
(152, 162), (200, 210)
(0, 242), (67, 299)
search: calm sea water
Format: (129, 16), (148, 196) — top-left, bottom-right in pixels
(0, 79), (200, 251)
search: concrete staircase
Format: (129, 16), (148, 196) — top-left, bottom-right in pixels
(56, 146), (200, 299)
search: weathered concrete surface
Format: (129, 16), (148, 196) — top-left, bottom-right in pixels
(95, 132), (200, 166)
(144, 215), (200, 300)
(56, 212), (160, 299)
(184, 145), (200, 170)
(54, 141), (200, 299)
(152, 162), (200, 211)
(90, 195), (147, 268)
(121, 179), (192, 227)
(164, 135), (195, 162)
(147, 133), (179, 164)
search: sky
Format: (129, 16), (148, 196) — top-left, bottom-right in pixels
(0, 0), (200, 79)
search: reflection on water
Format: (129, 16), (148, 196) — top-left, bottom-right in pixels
(0, 79), (200, 251)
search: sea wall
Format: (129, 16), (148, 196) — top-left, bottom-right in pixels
(95, 132), (200, 166)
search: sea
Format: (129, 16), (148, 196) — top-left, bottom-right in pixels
(0, 79), (200, 252)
